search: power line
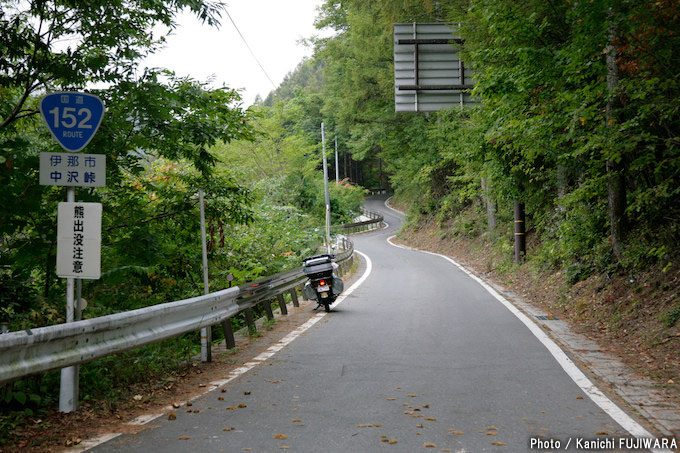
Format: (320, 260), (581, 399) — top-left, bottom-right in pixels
(223, 8), (277, 89)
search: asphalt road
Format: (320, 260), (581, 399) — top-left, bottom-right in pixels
(94, 194), (635, 452)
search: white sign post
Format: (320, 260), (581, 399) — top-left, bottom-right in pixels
(39, 92), (105, 413)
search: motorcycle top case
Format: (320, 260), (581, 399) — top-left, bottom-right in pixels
(303, 254), (334, 278)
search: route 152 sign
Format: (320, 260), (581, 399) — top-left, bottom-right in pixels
(40, 92), (104, 152)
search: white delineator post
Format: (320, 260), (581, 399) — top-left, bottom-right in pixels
(199, 189), (212, 362)
(321, 123), (332, 254)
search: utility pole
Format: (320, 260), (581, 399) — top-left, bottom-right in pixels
(321, 123), (331, 254)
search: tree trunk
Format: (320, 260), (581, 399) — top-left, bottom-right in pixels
(514, 201), (526, 264)
(481, 177), (496, 231)
(557, 164), (568, 213)
(606, 17), (626, 260)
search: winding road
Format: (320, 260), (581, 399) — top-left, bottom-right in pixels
(93, 195), (654, 452)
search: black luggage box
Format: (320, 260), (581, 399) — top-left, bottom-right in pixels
(303, 254), (334, 278)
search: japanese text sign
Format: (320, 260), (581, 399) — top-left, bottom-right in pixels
(40, 92), (104, 152)
(56, 202), (102, 279)
(40, 152), (106, 187)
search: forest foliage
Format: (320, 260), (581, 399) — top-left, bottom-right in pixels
(300, 0), (679, 279)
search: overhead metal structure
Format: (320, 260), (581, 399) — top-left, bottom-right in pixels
(394, 23), (475, 112)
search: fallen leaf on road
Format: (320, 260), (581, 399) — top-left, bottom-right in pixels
(486, 432), (497, 436)
(292, 419), (302, 422)
(221, 388), (227, 393)
(172, 402), (180, 408)
(387, 398), (396, 401)
(595, 431), (608, 435)
(487, 427), (497, 430)
(178, 436), (191, 440)
(238, 403), (247, 408)
(424, 443), (436, 448)
(389, 440), (398, 444)
(424, 417), (437, 421)
(423, 404), (430, 408)
(223, 427), (235, 431)
(226, 406), (236, 410)
(491, 442), (506, 446)
(186, 402), (193, 406)
(273, 434), (288, 440)
(168, 413), (176, 420)
(244, 391), (252, 395)
(408, 394), (417, 397)
(218, 396), (224, 401)
(449, 430), (464, 435)
(576, 396), (584, 399)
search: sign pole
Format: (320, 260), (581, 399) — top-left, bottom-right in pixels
(321, 123), (332, 254)
(199, 189), (212, 362)
(59, 187), (78, 413)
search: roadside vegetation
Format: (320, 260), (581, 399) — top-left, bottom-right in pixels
(0, 0), (363, 445)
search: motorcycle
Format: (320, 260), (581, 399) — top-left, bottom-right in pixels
(302, 254), (344, 312)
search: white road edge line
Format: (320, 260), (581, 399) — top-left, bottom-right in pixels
(79, 250), (373, 451)
(386, 236), (669, 453)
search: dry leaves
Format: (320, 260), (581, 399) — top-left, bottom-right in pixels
(178, 436), (191, 440)
(491, 441), (506, 446)
(168, 413), (176, 420)
(273, 434), (288, 440)
(424, 443), (437, 448)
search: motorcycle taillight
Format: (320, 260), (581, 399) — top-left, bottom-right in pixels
(319, 280), (326, 286)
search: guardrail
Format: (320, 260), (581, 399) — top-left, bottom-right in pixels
(0, 210), (383, 386)
(334, 208), (385, 234)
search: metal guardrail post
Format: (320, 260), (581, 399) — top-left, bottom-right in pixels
(289, 288), (299, 307)
(263, 300), (274, 320)
(277, 294), (288, 315)
(244, 308), (256, 335)
(221, 320), (236, 349)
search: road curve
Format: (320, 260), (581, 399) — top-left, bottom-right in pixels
(94, 194), (642, 452)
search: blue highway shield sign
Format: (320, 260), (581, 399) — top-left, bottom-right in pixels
(40, 92), (104, 152)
